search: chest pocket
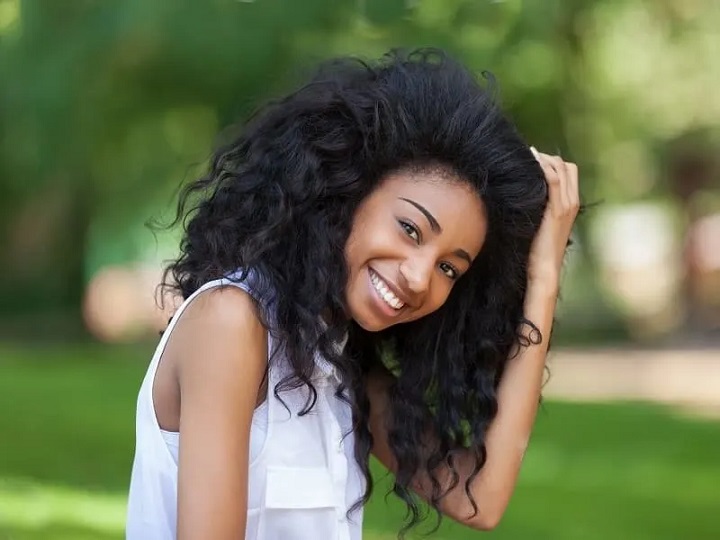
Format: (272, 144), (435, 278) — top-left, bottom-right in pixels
(259, 466), (340, 539)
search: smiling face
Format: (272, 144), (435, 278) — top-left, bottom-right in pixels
(345, 167), (487, 332)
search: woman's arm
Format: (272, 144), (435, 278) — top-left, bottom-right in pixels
(169, 287), (268, 539)
(368, 284), (556, 530)
(368, 150), (579, 530)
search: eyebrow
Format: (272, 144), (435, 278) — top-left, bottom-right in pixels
(399, 197), (473, 265)
(454, 248), (472, 266)
(399, 197), (441, 233)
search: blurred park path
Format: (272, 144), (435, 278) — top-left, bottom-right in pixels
(546, 347), (720, 415)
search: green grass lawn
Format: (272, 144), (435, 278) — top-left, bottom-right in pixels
(0, 343), (718, 540)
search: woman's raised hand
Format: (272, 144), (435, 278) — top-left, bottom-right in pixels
(526, 147), (581, 293)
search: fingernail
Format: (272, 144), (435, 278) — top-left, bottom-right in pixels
(529, 146), (540, 160)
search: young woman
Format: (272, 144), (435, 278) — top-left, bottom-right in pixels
(126, 48), (580, 540)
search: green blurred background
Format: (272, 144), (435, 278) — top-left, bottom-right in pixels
(1, 1), (718, 539)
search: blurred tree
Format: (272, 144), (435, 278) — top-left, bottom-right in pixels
(1, 0), (718, 339)
(0, 0), (359, 333)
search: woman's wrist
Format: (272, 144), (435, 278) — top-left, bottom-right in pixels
(522, 279), (559, 345)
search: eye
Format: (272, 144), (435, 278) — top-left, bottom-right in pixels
(439, 262), (459, 280)
(398, 219), (421, 243)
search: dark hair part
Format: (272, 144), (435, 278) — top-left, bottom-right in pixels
(164, 48), (548, 535)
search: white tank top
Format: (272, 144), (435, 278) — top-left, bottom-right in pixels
(126, 274), (365, 540)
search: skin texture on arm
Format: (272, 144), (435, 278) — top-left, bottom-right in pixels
(367, 287), (555, 530)
(166, 287), (267, 540)
(368, 150), (580, 531)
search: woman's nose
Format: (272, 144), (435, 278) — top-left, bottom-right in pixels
(399, 256), (432, 297)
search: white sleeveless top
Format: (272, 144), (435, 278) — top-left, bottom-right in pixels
(126, 275), (365, 539)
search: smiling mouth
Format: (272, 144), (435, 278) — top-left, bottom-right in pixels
(369, 269), (405, 310)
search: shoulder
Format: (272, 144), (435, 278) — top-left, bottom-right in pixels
(176, 284), (265, 341)
(172, 284), (268, 537)
(186, 284), (263, 327)
(167, 284), (268, 383)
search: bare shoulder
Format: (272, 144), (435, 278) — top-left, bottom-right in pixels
(167, 285), (267, 378)
(172, 285), (268, 537)
(177, 285), (265, 338)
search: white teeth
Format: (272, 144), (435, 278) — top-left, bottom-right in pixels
(370, 271), (404, 310)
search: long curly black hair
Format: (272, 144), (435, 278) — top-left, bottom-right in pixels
(163, 48), (548, 534)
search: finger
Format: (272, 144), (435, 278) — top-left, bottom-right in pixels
(530, 147), (559, 188)
(531, 148), (564, 213)
(545, 154), (571, 211)
(565, 161), (580, 212)
(537, 153), (563, 213)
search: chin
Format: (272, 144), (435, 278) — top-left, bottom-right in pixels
(351, 313), (387, 333)
(347, 304), (392, 332)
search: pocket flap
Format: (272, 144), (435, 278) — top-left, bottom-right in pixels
(265, 466), (336, 509)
